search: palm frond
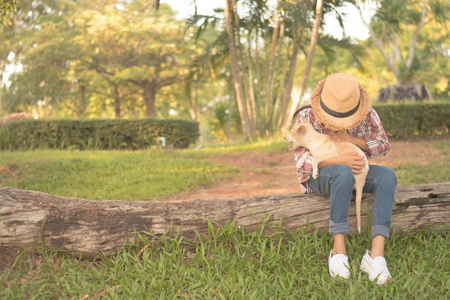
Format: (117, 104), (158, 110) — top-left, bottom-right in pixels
(184, 14), (221, 41)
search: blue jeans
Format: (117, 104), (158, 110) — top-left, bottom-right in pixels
(308, 164), (397, 240)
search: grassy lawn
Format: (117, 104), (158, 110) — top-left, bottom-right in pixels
(0, 138), (448, 298)
(1, 222), (448, 299)
(0, 149), (238, 200)
(392, 139), (450, 186)
(0, 138), (448, 200)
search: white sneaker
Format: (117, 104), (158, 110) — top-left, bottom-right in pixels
(328, 250), (350, 279)
(360, 250), (391, 285)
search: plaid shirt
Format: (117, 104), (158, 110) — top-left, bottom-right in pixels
(294, 106), (391, 194)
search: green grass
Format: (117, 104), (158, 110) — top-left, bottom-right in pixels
(0, 149), (238, 200)
(393, 140), (450, 186)
(1, 222), (448, 299)
(189, 136), (288, 157)
(0, 138), (449, 200)
(0, 139), (448, 298)
(394, 159), (450, 186)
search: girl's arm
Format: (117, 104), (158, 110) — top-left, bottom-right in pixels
(318, 152), (366, 174)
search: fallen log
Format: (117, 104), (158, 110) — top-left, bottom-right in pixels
(1, 183), (449, 258)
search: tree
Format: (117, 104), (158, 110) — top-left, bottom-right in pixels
(1, 0), (79, 116)
(186, 0), (363, 139)
(73, 0), (192, 118)
(0, 0), (15, 26)
(1, 0), (197, 118)
(283, 0), (366, 130)
(2, 182), (448, 258)
(285, 0), (323, 130)
(355, 0), (449, 91)
(225, 0), (252, 139)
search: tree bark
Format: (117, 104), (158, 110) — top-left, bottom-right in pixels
(233, 7), (253, 132)
(264, 13), (280, 132)
(278, 41), (299, 129)
(404, 0), (426, 77)
(1, 183), (449, 259)
(225, 0), (252, 140)
(79, 84), (87, 117)
(113, 84), (122, 118)
(143, 82), (156, 118)
(246, 30), (258, 131)
(272, 41), (290, 127)
(285, 0), (324, 130)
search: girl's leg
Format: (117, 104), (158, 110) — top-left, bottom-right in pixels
(309, 164), (355, 254)
(360, 165), (397, 285)
(362, 165), (397, 256)
(309, 164), (355, 279)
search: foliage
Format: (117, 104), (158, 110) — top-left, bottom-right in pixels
(0, 221), (448, 298)
(0, 149), (237, 200)
(0, 0), (15, 26)
(0, 118), (200, 150)
(188, 0), (363, 139)
(0, 0), (199, 119)
(0, 0), (448, 144)
(73, 0), (195, 117)
(356, 0), (449, 85)
(373, 102), (450, 138)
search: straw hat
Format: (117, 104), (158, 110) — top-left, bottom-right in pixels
(310, 73), (370, 131)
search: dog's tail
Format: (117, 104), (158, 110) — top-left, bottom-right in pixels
(355, 186), (363, 233)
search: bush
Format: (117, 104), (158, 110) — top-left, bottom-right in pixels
(372, 103), (450, 138)
(0, 119), (200, 151)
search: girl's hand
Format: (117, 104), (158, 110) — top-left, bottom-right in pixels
(318, 152), (366, 174)
(339, 152), (366, 174)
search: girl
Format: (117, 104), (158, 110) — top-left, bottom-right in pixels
(293, 73), (396, 285)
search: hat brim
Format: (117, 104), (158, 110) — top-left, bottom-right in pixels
(310, 78), (370, 131)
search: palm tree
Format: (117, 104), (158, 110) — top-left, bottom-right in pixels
(157, 0), (363, 137)
(225, 0), (252, 139)
(284, 0), (323, 130)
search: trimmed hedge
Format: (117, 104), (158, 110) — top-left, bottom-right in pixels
(372, 103), (449, 138)
(0, 119), (200, 151)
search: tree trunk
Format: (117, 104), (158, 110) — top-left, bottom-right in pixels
(266, 21), (285, 132)
(247, 30), (257, 132)
(188, 85), (199, 122)
(278, 41), (300, 130)
(378, 84), (432, 102)
(285, 0), (324, 130)
(1, 183), (449, 259)
(233, 7), (253, 132)
(404, 0), (426, 76)
(79, 84), (87, 117)
(254, 28), (263, 136)
(365, 24), (401, 83)
(0, 63), (4, 114)
(272, 42), (290, 127)
(264, 13), (280, 132)
(113, 84), (121, 118)
(226, 88), (232, 142)
(225, 0), (252, 140)
(143, 82), (156, 118)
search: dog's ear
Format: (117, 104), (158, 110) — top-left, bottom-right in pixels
(292, 124), (305, 136)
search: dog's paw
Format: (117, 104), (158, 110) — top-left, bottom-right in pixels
(313, 170), (319, 179)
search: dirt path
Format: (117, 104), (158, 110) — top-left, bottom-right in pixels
(165, 137), (448, 201)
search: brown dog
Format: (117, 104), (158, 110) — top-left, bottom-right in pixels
(285, 121), (369, 233)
